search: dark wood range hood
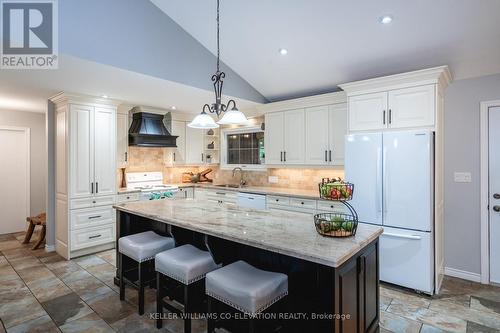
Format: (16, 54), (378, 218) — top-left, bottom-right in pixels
(128, 111), (178, 148)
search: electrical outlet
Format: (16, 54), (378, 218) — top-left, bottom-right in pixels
(268, 176), (279, 184)
(454, 172), (472, 183)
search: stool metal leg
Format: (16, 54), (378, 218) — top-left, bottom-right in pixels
(119, 253), (125, 301)
(138, 262), (145, 315)
(207, 296), (214, 333)
(184, 285), (191, 333)
(156, 272), (162, 329)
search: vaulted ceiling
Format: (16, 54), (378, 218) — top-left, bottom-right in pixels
(152, 0), (500, 101)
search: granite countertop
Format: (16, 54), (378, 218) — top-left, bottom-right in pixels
(114, 199), (383, 268)
(118, 183), (324, 201)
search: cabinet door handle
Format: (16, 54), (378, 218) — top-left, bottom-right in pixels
(173, 152), (176, 162)
(389, 109), (392, 124)
(325, 150), (328, 162)
(91, 183), (94, 194)
(125, 152), (128, 162)
(383, 110), (386, 125)
(88, 234), (102, 239)
(202, 153), (204, 162)
(215, 192), (226, 195)
(284, 151), (286, 162)
(329, 150), (332, 162)
(96, 182), (99, 194)
(494, 193), (500, 199)
(88, 215), (102, 220)
(280, 151), (283, 162)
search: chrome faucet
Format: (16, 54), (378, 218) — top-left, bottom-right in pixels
(232, 167), (246, 186)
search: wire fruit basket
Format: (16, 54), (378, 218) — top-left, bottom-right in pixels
(314, 178), (359, 237)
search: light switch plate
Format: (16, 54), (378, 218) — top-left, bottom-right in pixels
(454, 172), (472, 183)
(268, 176), (279, 184)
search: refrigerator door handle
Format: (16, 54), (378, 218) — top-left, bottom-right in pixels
(383, 146), (388, 215)
(376, 147), (383, 216)
(382, 232), (422, 240)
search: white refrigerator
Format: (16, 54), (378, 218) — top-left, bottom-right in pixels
(345, 130), (434, 294)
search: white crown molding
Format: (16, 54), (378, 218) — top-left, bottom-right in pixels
(339, 66), (453, 96)
(49, 92), (123, 108)
(255, 91), (347, 114)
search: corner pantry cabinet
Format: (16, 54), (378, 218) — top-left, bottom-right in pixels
(51, 93), (118, 259)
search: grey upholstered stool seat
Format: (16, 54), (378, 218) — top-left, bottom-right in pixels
(155, 244), (219, 285)
(118, 231), (174, 262)
(205, 260), (288, 315)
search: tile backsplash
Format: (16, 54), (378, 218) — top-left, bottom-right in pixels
(119, 147), (344, 190)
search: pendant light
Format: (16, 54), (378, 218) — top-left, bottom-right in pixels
(188, 0), (248, 129)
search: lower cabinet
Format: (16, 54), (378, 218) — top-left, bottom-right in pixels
(71, 224), (115, 251)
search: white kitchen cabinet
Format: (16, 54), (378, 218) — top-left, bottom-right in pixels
(52, 93), (118, 260)
(348, 92), (388, 131)
(116, 111), (129, 168)
(164, 120), (186, 165)
(283, 109), (305, 164)
(264, 109), (305, 165)
(69, 104), (94, 198)
(305, 104), (347, 165)
(388, 85), (435, 129)
(94, 107), (117, 196)
(264, 112), (284, 164)
(185, 124), (205, 165)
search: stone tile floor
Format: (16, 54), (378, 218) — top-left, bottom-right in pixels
(1, 231), (500, 332)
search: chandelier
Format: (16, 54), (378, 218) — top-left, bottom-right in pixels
(188, 0), (248, 129)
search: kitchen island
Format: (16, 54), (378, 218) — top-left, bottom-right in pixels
(114, 199), (383, 332)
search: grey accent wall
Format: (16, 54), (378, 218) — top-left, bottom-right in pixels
(444, 73), (500, 274)
(59, 0), (266, 104)
(0, 110), (47, 216)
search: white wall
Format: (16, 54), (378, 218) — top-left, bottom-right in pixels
(444, 73), (500, 275)
(0, 110), (47, 216)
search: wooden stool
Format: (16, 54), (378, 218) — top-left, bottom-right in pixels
(23, 212), (46, 250)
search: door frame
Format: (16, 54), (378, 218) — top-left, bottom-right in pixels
(480, 100), (500, 284)
(0, 126), (31, 229)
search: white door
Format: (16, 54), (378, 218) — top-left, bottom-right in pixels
(69, 105), (94, 198)
(329, 104), (348, 165)
(264, 112), (284, 164)
(283, 109), (305, 164)
(348, 92), (388, 131)
(116, 112), (128, 168)
(305, 106), (329, 165)
(383, 131), (433, 231)
(345, 133), (383, 225)
(94, 107), (117, 196)
(388, 85), (435, 129)
(489, 106), (500, 284)
(171, 120), (186, 165)
(0, 127), (30, 234)
(185, 125), (204, 164)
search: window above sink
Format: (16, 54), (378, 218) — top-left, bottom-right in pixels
(220, 126), (266, 171)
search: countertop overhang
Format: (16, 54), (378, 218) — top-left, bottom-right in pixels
(114, 199), (383, 268)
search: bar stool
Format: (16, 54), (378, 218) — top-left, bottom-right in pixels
(118, 231), (175, 315)
(205, 260), (289, 333)
(155, 244), (219, 333)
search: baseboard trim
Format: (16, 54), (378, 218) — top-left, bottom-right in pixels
(45, 244), (55, 252)
(444, 267), (481, 283)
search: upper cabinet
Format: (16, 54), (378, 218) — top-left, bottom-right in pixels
(339, 66), (452, 132)
(265, 109), (305, 165)
(116, 111), (129, 168)
(185, 124), (205, 165)
(305, 104), (347, 165)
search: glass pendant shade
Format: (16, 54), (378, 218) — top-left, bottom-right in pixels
(187, 112), (219, 129)
(217, 108), (249, 125)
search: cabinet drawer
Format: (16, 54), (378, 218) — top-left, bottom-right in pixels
(267, 195), (290, 206)
(70, 206), (115, 230)
(208, 190), (237, 202)
(289, 198), (317, 210)
(70, 195), (116, 209)
(317, 201), (347, 213)
(71, 224), (115, 251)
(117, 193), (139, 203)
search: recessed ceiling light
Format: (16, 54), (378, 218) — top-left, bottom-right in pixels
(279, 48), (288, 55)
(101, 94), (108, 98)
(171, 106), (176, 110)
(379, 15), (393, 24)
